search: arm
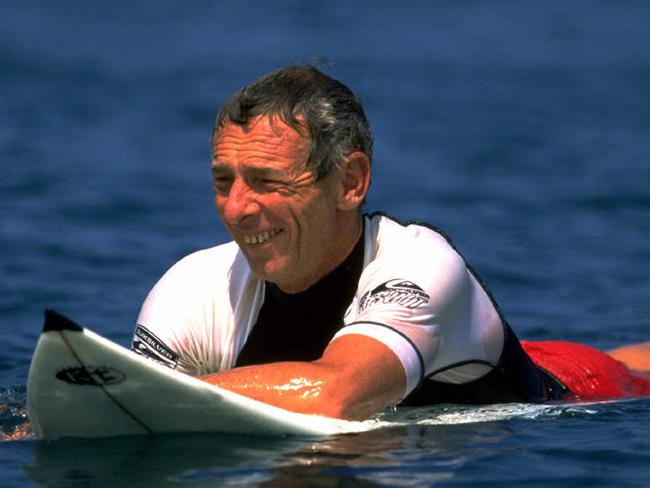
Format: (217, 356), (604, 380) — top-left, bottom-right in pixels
(200, 333), (406, 420)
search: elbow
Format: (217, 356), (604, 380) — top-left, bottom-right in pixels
(311, 384), (386, 421)
(314, 398), (362, 421)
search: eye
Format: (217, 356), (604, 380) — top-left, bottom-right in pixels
(252, 176), (283, 192)
(212, 175), (233, 193)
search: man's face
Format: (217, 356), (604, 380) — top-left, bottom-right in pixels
(211, 116), (346, 293)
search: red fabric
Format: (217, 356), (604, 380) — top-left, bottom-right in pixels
(521, 340), (650, 400)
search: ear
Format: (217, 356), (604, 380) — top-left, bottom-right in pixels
(336, 151), (371, 211)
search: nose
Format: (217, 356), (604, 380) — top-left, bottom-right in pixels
(220, 179), (260, 224)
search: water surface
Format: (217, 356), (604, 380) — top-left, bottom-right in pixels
(2, 1), (649, 486)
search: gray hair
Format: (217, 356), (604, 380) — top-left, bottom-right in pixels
(212, 65), (373, 180)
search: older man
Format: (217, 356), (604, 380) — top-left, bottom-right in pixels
(132, 65), (650, 420)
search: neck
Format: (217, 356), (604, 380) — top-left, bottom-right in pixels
(277, 212), (363, 294)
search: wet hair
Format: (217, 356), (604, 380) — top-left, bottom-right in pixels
(212, 65), (373, 180)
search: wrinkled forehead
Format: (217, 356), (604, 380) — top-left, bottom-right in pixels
(211, 115), (312, 173)
(212, 114), (308, 147)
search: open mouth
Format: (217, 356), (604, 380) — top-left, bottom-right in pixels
(243, 228), (282, 245)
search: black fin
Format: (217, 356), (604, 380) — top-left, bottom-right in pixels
(43, 309), (84, 332)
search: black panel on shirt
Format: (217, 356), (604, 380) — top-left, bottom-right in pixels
(234, 231), (365, 367)
(401, 324), (569, 405)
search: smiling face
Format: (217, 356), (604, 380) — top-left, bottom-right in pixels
(211, 116), (363, 293)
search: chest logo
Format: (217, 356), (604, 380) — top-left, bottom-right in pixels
(359, 279), (430, 311)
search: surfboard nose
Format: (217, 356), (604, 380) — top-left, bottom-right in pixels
(43, 309), (84, 332)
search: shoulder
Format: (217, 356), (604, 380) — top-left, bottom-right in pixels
(363, 213), (468, 285)
(164, 241), (241, 279)
(148, 241), (247, 296)
(366, 213), (460, 253)
(134, 240), (256, 373)
(138, 240), (247, 321)
(358, 213), (472, 318)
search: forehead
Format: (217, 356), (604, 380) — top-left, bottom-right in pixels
(212, 116), (309, 171)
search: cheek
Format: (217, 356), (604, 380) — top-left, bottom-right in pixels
(295, 199), (336, 244)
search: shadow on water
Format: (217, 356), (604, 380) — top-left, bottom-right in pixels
(18, 422), (513, 487)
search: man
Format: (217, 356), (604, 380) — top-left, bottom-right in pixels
(132, 65), (650, 420)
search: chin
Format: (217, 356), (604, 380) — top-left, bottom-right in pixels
(248, 260), (288, 283)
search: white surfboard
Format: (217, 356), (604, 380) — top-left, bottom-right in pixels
(26, 310), (376, 440)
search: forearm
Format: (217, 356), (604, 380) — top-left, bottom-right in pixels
(199, 336), (406, 420)
(201, 361), (346, 417)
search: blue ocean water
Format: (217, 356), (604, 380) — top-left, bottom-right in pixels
(1, 1), (649, 486)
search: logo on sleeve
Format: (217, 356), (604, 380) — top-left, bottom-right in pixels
(359, 279), (430, 311)
(132, 325), (179, 369)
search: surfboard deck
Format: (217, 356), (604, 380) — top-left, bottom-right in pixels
(26, 310), (374, 440)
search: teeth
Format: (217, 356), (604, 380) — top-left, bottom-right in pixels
(244, 229), (280, 245)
